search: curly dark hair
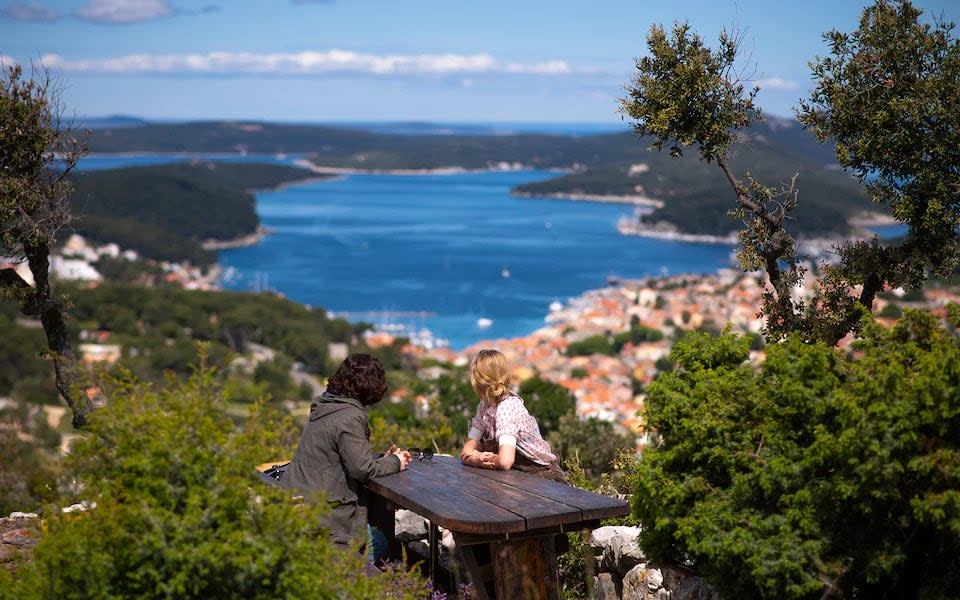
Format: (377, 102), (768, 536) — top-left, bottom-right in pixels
(325, 353), (388, 406)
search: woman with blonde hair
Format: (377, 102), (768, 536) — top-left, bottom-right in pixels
(459, 349), (567, 483)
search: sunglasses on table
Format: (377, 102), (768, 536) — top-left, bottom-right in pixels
(408, 448), (434, 461)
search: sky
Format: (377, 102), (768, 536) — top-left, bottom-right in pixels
(1, 0), (958, 123)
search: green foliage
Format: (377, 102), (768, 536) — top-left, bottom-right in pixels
(799, 0), (960, 289)
(0, 64), (84, 257)
(518, 375), (576, 436)
(548, 413), (635, 482)
(0, 404), (62, 516)
(632, 311), (960, 599)
(621, 1), (960, 344)
(0, 310), (50, 397)
(620, 21), (759, 163)
(613, 323), (664, 353)
(5, 363), (425, 599)
(565, 334), (615, 357)
(62, 282), (353, 377)
(68, 161), (317, 265)
(570, 367), (589, 379)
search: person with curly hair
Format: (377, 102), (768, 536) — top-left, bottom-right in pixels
(282, 353), (411, 551)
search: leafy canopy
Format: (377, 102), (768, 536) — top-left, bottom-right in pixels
(631, 310), (960, 599)
(621, 0), (960, 345)
(1, 360), (425, 599)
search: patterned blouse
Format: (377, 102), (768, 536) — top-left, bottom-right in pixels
(468, 393), (557, 465)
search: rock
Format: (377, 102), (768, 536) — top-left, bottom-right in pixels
(8, 512), (38, 519)
(394, 509), (428, 543)
(622, 564), (666, 600)
(1, 528), (36, 548)
(62, 501), (96, 514)
(657, 564), (720, 600)
(594, 571), (623, 600)
(0, 546), (15, 563)
(589, 526), (625, 550)
(590, 525), (644, 574)
(440, 527), (456, 554)
(407, 540), (429, 560)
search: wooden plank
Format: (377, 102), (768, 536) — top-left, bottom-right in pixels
(367, 461), (526, 534)
(412, 458), (583, 531)
(453, 520), (601, 547)
(433, 456), (629, 521)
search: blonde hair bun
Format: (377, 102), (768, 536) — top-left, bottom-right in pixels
(470, 349), (510, 404)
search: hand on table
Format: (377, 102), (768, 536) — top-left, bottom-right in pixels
(389, 446), (412, 470)
(463, 450), (498, 469)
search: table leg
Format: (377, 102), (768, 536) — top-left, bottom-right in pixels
(491, 535), (560, 600)
(428, 521), (439, 586)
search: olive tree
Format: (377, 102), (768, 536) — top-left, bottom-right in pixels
(620, 0), (960, 345)
(0, 64), (91, 427)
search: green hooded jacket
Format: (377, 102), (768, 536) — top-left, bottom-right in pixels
(281, 392), (401, 544)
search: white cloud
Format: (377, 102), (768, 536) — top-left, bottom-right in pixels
(756, 77), (799, 91)
(0, 1), (61, 22)
(38, 50), (574, 77)
(73, 0), (173, 24)
(0, 55), (18, 67)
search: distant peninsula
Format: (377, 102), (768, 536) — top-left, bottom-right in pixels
(70, 161), (328, 265)
(86, 119), (881, 239)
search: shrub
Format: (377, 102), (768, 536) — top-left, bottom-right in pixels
(4, 359), (424, 599)
(631, 309), (960, 599)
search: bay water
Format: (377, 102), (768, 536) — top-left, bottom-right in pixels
(77, 155), (734, 349)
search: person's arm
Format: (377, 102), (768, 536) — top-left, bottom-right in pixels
(339, 415), (409, 482)
(492, 397), (523, 471)
(461, 403), (495, 466)
(495, 443), (515, 470)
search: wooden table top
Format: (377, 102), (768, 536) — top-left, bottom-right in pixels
(364, 455), (629, 535)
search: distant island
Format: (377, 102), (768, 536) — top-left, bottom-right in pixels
(86, 119), (880, 239)
(70, 161), (327, 265)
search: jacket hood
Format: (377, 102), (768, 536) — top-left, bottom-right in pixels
(308, 392), (365, 421)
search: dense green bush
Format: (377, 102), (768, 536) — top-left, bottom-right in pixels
(519, 375), (577, 436)
(1, 361), (424, 599)
(631, 309), (960, 599)
(565, 334), (614, 357)
(548, 413), (635, 482)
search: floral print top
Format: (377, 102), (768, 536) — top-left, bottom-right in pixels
(468, 393), (557, 465)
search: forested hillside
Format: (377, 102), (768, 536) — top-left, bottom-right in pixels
(68, 161), (321, 264)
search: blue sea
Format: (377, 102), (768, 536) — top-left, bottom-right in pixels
(78, 154), (734, 349)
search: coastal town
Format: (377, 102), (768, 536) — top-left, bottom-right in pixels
(7, 231), (960, 453)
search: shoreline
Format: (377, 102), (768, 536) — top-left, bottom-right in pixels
(512, 190), (664, 208)
(202, 225), (274, 250)
(294, 158), (536, 176)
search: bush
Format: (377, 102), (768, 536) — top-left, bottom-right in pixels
(565, 335), (614, 357)
(3, 360), (424, 599)
(631, 309), (960, 599)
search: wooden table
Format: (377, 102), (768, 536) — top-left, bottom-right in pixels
(365, 455), (629, 600)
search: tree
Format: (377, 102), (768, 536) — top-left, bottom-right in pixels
(0, 64), (91, 427)
(1, 364), (426, 599)
(620, 0), (960, 345)
(631, 310), (960, 599)
(519, 375), (576, 436)
(547, 413), (634, 482)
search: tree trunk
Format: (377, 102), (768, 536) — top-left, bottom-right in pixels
(2, 244), (94, 428)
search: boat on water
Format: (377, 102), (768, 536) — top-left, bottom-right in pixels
(476, 318), (493, 329)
